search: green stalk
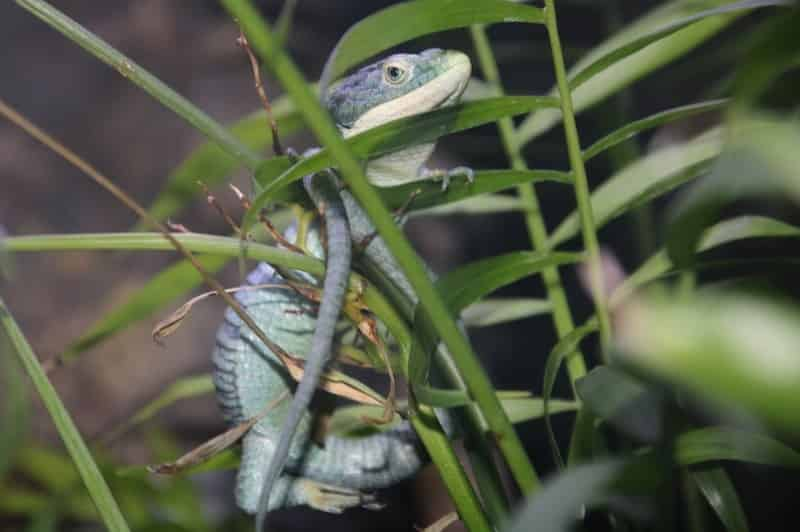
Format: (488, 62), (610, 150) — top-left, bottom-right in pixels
(5, 233), (319, 273)
(468, 25), (587, 385)
(14, 0), (262, 170)
(469, 23), (593, 467)
(544, 0), (612, 354)
(3, 232), (409, 349)
(221, 0), (539, 506)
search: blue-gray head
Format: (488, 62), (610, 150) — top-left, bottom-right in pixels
(323, 49), (471, 137)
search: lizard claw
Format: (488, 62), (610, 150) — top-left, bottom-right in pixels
(301, 479), (384, 513)
(419, 166), (475, 192)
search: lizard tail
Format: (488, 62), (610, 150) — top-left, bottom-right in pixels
(256, 172), (352, 531)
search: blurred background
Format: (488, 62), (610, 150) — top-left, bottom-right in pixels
(1, 1), (797, 531)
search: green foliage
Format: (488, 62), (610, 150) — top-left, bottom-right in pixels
(3, 0), (800, 531)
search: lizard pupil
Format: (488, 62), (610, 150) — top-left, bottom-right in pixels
(385, 65), (405, 84)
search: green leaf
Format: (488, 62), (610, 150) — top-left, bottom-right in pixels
(507, 460), (625, 532)
(104, 375), (214, 443)
(64, 255), (229, 362)
(612, 215), (800, 307)
(380, 169), (572, 213)
(502, 396), (579, 426)
(583, 100), (727, 162)
(274, 0), (298, 46)
(569, 1), (788, 91)
(676, 427), (800, 468)
(437, 251), (584, 313)
(409, 251), (582, 412)
(691, 468), (750, 532)
(617, 291), (800, 434)
(65, 211), (294, 362)
(666, 113), (800, 267)
(16, 445), (80, 492)
(326, 405), (405, 438)
(326, 396), (578, 438)
(319, 0), (544, 88)
(249, 96), (560, 222)
(732, 7), (800, 105)
(4, 232), (321, 278)
(542, 321), (598, 469)
(415, 194), (525, 216)
(551, 127), (723, 247)
(461, 298), (552, 328)
(0, 299), (130, 532)
(575, 366), (662, 442)
(516, 0), (789, 145)
(0, 328), (30, 478)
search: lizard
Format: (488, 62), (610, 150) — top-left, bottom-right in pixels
(211, 47), (472, 526)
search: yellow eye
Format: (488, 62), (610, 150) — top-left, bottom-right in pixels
(384, 64), (407, 84)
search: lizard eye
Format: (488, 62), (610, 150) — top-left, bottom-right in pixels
(383, 63), (408, 85)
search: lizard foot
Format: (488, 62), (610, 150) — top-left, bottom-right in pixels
(419, 166), (475, 191)
(299, 478), (385, 514)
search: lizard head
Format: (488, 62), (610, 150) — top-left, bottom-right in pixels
(323, 49), (471, 137)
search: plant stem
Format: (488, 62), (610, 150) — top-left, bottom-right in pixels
(544, 0), (612, 354)
(410, 406), (493, 532)
(15, 0), (263, 169)
(221, 0), (539, 513)
(470, 22), (596, 466)
(469, 24), (588, 385)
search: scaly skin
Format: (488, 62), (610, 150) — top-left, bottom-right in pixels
(211, 48), (471, 523)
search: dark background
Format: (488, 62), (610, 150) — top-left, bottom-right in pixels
(1, 1), (796, 530)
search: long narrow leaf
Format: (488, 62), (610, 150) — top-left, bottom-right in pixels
(104, 375), (214, 443)
(3, 233), (320, 276)
(380, 169), (572, 212)
(0, 330), (30, 478)
(614, 215), (800, 305)
(542, 321), (599, 469)
(666, 113), (800, 267)
(583, 100), (727, 162)
(507, 460), (627, 532)
(692, 468), (750, 532)
(0, 299), (130, 532)
(249, 96), (560, 222)
(437, 251), (584, 313)
(516, 0), (788, 145)
(319, 0), (544, 88)
(64, 255), (229, 362)
(461, 298), (552, 328)
(677, 427), (800, 468)
(551, 127), (723, 247)
(617, 292), (800, 434)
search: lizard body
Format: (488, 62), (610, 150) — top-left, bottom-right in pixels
(211, 48), (471, 523)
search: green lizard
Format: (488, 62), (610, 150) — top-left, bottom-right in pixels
(212, 48), (471, 528)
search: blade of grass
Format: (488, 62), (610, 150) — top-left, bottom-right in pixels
(544, 0), (612, 354)
(0, 298), (130, 532)
(319, 0), (544, 89)
(516, 0), (789, 146)
(692, 468), (749, 532)
(0, 328), (30, 478)
(248, 96), (561, 221)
